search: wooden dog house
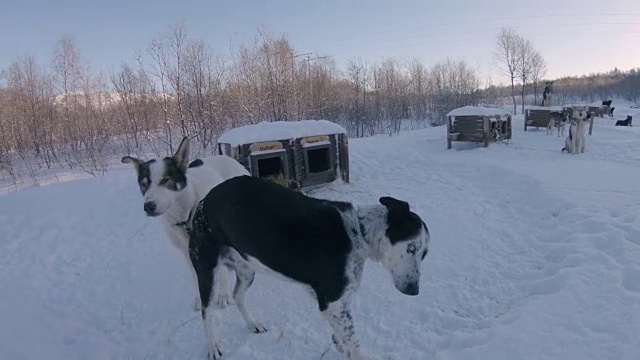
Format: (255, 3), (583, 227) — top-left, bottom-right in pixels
(524, 105), (565, 131)
(217, 120), (349, 189)
(446, 106), (512, 149)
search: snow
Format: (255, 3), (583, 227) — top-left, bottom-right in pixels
(524, 105), (564, 111)
(447, 106), (511, 117)
(2, 105), (640, 360)
(218, 120), (346, 146)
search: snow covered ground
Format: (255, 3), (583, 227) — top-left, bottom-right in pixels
(1, 107), (640, 360)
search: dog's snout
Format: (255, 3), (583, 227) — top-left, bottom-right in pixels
(144, 202), (157, 216)
(401, 282), (419, 296)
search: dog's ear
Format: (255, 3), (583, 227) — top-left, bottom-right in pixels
(379, 196), (410, 215)
(173, 136), (190, 172)
(121, 156), (144, 172)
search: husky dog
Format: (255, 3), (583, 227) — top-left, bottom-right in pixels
(562, 106), (589, 154)
(547, 117), (555, 135)
(122, 137), (250, 310)
(188, 175), (431, 359)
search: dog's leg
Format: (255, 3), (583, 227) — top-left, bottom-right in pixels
(212, 266), (232, 309)
(579, 130), (586, 153)
(322, 300), (366, 360)
(178, 248), (203, 311)
(189, 231), (224, 359)
(232, 263), (268, 333)
(201, 294), (223, 360)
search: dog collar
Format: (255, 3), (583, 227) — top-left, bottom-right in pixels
(174, 209), (194, 230)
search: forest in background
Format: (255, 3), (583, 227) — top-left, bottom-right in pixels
(1, 23), (639, 187)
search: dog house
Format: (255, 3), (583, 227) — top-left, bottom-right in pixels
(524, 105), (565, 131)
(446, 106), (512, 149)
(217, 120), (349, 189)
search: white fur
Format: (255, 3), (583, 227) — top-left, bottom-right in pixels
(124, 139), (250, 310)
(160, 155), (249, 310)
(557, 119), (566, 137)
(563, 107), (589, 154)
(547, 118), (555, 135)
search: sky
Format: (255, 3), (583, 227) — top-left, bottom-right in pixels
(1, 0), (639, 85)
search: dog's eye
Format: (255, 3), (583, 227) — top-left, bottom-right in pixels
(407, 243), (417, 254)
(159, 178), (169, 185)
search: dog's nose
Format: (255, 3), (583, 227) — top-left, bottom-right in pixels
(144, 202), (156, 215)
(402, 282), (419, 296)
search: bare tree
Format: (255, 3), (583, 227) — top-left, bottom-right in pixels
(493, 28), (521, 114)
(530, 50), (548, 105)
(516, 38), (534, 113)
(429, 59), (480, 125)
(408, 58), (429, 127)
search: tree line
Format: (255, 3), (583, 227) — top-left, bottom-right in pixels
(0, 24), (637, 189)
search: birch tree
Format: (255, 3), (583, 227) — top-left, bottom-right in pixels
(494, 28), (521, 114)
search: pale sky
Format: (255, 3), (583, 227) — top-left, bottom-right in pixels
(1, 0), (639, 85)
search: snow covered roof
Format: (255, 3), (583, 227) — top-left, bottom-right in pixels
(524, 105), (564, 111)
(447, 106), (511, 117)
(218, 120), (347, 146)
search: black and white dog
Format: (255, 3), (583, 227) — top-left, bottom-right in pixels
(122, 137), (250, 311)
(562, 106), (589, 154)
(188, 175), (430, 360)
(615, 115), (633, 127)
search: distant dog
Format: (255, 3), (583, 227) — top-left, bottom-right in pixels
(615, 115), (633, 127)
(122, 137), (250, 311)
(547, 114), (567, 137)
(546, 118), (555, 135)
(602, 100), (613, 107)
(188, 175), (431, 359)
(562, 106), (589, 154)
(609, 107), (615, 117)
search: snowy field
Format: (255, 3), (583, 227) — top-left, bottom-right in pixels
(1, 107), (640, 360)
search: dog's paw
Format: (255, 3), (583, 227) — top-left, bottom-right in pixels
(248, 321), (268, 333)
(207, 342), (223, 360)
(213, 292), (233, 309)
(332, 334), (345, 353)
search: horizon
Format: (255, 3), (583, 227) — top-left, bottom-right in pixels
(1, 0), (639, 86)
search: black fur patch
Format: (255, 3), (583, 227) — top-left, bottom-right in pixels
(136, 159), (156, 194)
(191, 175), (353, 312)
(161, 157), (187, 191)
(380, 197), (423, 244)
(321, 199), (353, 213)
(189, 159), (204, 168)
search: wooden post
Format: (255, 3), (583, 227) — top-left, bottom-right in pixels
(524, 109), (528, 131)
(338, 134), (350, 183)
(589, 116), (594, 136)
(447, 116), (452, 149)
(483, 117), (489, 147)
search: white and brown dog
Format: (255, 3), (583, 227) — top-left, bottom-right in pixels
(562, 106), (589, 154)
